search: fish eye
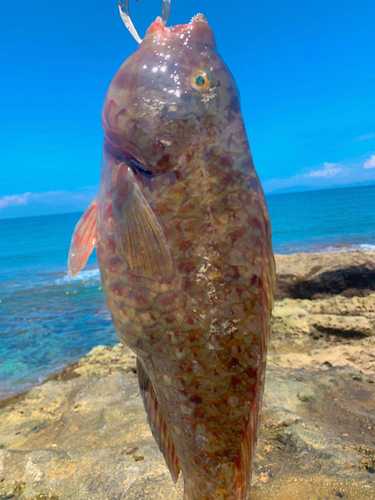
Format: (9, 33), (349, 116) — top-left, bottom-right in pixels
(190, 70), (211, 93)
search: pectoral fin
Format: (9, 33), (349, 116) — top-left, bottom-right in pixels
(137, 358), (180, 483)
(68, 195), (98, 277)
(111, 165), (173, 282)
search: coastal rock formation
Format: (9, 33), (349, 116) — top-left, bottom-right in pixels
(275, 250), (375, 299)
(1, 251), (375, 499)
(1, 340), (374, 500)
(270, 293), (375, 374)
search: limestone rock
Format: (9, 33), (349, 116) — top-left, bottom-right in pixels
(0, 344), (374, 500)
(269, 293), (375, 374)
(2, 251), (375, 499)
(275, 251), (375, 299)
(0, 349), (183, 500)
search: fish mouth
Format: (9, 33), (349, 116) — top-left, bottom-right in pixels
(144, 13), (215, 46)
(148, 12), (207, 35)
(190, 13), (208, 24)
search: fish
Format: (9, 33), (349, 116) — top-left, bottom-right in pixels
(68, 10), (275, 500)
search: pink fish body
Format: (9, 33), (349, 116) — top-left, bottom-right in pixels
(69, 15), (275, 500)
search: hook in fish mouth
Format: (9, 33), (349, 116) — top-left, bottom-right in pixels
(118, 0), (171, 44)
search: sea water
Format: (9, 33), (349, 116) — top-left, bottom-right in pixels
(269, 185), (375, 253)
(0, 213), (117, 399)
(1, 185), (375, 399)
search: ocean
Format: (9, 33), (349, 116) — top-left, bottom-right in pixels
(1, 184), (375, 399)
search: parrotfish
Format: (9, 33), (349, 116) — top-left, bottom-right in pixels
(68, 6), (275, 499)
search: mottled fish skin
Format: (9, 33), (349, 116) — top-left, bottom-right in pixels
(97, 18), (275, 500)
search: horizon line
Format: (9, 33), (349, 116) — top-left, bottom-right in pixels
(1, 182), (375, 221)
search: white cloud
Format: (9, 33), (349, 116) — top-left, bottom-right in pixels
(364, 155), (375, 169)
(354, 132), (375, 142)
(262, 152), (375, 194)
(0, 188), (98, 218)
(304, 162), (343, 178)
(0, 192), (32, 209)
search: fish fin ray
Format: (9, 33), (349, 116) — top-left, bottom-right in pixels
(112, 166), (173, 282)
(234, 284), (269, 499)
(68, 195), (98, 277)
(233, 407), (259, 500)
(137, 358), (180, 483)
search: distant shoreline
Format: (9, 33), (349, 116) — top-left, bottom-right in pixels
(2, 182), (375, 221)
(266, 181), (375, 196)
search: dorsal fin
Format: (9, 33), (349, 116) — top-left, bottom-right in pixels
(68, 195), (98, 277)
(137, 358), (180, 483)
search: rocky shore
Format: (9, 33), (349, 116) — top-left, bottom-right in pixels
(1, 251), (375, 500)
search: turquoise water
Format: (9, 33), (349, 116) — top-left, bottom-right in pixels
(0, 213), (118, 399)
(1, 185), (375, 399)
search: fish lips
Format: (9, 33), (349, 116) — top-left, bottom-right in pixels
(143, 18), (216, 49)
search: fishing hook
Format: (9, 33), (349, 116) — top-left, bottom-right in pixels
(118, 0), (172, 44)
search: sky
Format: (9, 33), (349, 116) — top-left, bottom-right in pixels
(0, 0), (374, 218)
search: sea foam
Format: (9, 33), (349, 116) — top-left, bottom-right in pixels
(56, 268), (101, 285)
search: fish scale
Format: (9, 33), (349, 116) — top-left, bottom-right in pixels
(69, 16), (275, 500)
(96, 149), (272, 498)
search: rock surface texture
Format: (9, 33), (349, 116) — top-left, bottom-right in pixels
(1, 251), (375, 500)
(275, 250), (375, 299)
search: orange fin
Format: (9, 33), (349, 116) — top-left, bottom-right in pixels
(111, 165), (173, 282)
(234, 407), (259, 500)
(137, 358), (180, 483)
(68, 195), (98, 277)
(234, 285), (269, 499)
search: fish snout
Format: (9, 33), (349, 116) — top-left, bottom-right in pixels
(144, 16), (216, 48)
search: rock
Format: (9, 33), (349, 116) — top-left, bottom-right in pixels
(252, 365), (375, 499)
(0, 346), (183, 500)
(2, 251), (375, 499)
(45, 344), (138, 382)
(1, 344), (374, 500)
(269, 294), (375, 374)
(275, 251), (375, 299)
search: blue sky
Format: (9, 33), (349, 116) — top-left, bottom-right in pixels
(1, 0), (374, 218)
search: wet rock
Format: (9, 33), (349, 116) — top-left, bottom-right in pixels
(0, 344), (374, 500)
(275, 251), (375, 299)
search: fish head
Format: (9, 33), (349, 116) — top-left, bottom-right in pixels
(102, 15), (241, 173)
